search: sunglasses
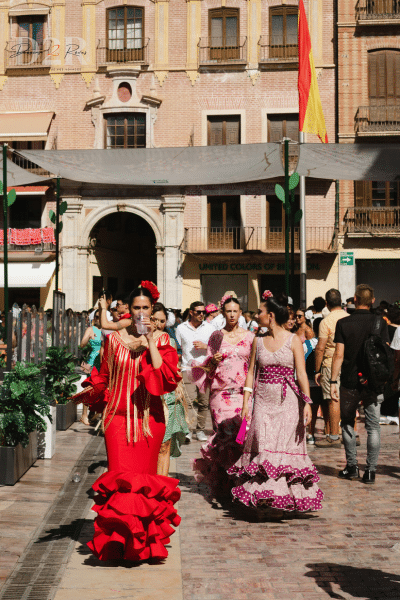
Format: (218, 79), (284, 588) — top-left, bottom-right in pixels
(295, 314), (304, 319)
(193, 310), (206, 315)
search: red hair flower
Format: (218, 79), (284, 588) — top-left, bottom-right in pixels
(262, 290), (273, 301)
(140, 280), (160, 302)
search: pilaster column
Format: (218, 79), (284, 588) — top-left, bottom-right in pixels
(60, 198), (88, 310)
(247, 0), (261, 85)
(49, 0), (66, 89)
(154, 0), (169, 86)
(81, 1), (96, 87)
(160, 194), (186, 309)
(185, 0), (201, 86)
(0, 7), (9, 90)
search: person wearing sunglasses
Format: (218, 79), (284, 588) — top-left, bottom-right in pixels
(176, 301), (215, 442)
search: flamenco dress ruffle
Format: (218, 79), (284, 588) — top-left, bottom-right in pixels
(88, 471), (181, 561)
(227, 450), (323, 512)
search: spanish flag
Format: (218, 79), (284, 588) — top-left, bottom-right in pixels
(298, 0), (328, 143)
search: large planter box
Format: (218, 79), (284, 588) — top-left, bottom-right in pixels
(38, 405), (57, 459)
(0, 431), (38, 486)
(56, 401), (77, 431)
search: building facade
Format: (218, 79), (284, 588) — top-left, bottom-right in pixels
(0, 0), (336, 311)
(337, 0), (400, 303)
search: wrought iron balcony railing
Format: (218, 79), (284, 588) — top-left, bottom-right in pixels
(96, 39), (150, 66)
(183, 226), (336, 253)
(356, 0), (400, 20)
(258, 36), (298, 65)
(198, 37), (247, 66)
(5, 40), (51, 69)
(344, 207), (400, 234)
(355, 105), (400, 134)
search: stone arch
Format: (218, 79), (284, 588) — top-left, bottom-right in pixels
(81, 202), (163, 249)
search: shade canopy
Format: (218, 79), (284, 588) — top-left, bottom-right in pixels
(1, 262), (55, 287)
(1, 156), (52, 187)
(17, 144), (285, 186)
(297, 143), (400, 181)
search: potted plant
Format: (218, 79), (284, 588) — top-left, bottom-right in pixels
(44, 347), (81, 430)
(0, 362), (52, 485)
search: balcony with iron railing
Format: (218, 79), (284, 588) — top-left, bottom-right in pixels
(343, 207), (400, 235)
(5, 40), (51, 70)
(356, 0), (400, 21)
(0, 228), (56, 251)
(355, 105), (400, 135)
(10, 151), (53, 178)
(183, 226), (337, 253)
(96, 38), (150, 67)
(198, 37), (247, 68)
(258, 35), (298, 69)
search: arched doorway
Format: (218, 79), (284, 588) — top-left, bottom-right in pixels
(89, 212), (157, 305)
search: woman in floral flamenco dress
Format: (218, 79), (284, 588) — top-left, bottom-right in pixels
(72, 282), (182, 561)
(192, 297), (254, 498)
(227, 292), (323, 516)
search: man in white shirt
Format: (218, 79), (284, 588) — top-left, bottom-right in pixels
(176, 301), (215, 442)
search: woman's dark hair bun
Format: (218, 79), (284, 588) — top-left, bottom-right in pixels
(152, 302), (168, 319)
(266, 292), (289, 325)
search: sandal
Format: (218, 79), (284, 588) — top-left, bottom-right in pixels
(79, 417), (90, 426)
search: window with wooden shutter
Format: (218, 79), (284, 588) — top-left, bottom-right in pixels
(269, 6), (298, 60)
(17, 16), (45, 65)
(207, 116), (240, 145)
(209, 8), (239, 61)
(107, 7), (144, 62)
(368, 49), (400, 106)
(105, 113), (146, 148)
(268, 113), (299, 169)
(207, 196), (241, 249)
(266, 194), (299, 251)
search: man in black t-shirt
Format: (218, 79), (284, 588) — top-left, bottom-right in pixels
(330, 284), (389, 484)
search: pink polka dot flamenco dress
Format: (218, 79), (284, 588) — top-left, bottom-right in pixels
(227, 334), (323, 514)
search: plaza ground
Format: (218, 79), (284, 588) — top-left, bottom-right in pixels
(0, 415), (399, 600)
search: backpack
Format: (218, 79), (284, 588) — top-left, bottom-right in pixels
(362, 315), (394, 394)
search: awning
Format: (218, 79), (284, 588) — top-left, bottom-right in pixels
(0, 262), (55, 288)
(0, 112), (54, 142)
(17, 144), (285, 185)
(297, 143), (400, 181)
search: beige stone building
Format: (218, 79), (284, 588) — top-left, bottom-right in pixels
(0, 0), (336, 312)
(337, 0), (400, 303)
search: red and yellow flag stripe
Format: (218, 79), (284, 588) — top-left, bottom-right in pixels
(298, 0), (328, 143)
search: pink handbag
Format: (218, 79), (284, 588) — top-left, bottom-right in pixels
(235, 417), (247, 445)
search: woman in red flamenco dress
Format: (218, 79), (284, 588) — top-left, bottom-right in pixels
(72, 282), (182, 562)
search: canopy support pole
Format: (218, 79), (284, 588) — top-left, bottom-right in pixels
(299, 132), (307, 306)
(284, 139), (290, 297)
(2, 144), (8, 338)
(55, 177), (60, 292)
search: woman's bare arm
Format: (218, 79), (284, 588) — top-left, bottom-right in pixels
(241, 338), (258, 420)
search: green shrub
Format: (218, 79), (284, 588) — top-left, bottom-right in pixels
(0, 363), (52, 448)
(44, 347), (81, 405)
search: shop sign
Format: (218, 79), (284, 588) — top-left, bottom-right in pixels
(340, 252), (354, 266)
(199, 262), (321, 271)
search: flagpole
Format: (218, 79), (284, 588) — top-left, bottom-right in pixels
(299, 131), (306, 306)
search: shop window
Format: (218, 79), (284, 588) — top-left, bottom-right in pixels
(269, 6), (298, 60)
(207, 115), (241, 145)
(209, 8), (239, 60)
(207, 196), (241, 249)
(107, 7), (144, 62)
(10, 195), (42, 229)
(105, 113), (146, 148)
(17, 15), (45, 65)
(201, 274), (248, 310)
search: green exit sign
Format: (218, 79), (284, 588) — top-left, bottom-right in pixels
(340, 252), (354, 266)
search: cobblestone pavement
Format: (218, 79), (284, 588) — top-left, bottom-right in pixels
(1, 417), (399, 600)
(175, 417), (400, 600)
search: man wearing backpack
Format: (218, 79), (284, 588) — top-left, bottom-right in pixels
(330, 284), (390, 484)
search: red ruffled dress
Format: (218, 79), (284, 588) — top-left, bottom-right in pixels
(72, 331), (182, 561)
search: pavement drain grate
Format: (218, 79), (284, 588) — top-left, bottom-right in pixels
(0, 435), (106, 600)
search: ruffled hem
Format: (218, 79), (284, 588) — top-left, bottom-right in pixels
(227, 451), (320, 485)
(88, 471), (181, 561)
(231, 485), (324, 512)
(193, 417), (242, 494)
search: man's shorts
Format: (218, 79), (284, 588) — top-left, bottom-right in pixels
(320, 365), (340, 400)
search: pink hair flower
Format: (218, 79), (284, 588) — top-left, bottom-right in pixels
(262, 290), (273, 300)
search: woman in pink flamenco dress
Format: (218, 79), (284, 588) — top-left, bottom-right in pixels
(72, 282), (182, 561)
(228, 292), (323, 516)
(192, 297), (254, 497)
